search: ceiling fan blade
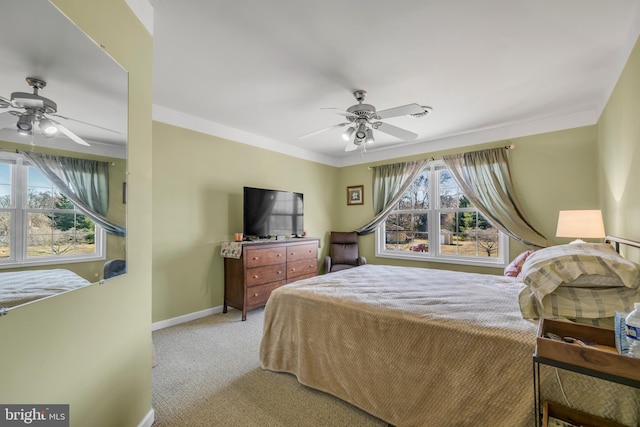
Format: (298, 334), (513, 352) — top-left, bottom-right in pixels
(344, 140), (358, 152)
(375, 103), (425, 120)
(320, 107), (357, 118)
(299, 122), (351, 139)
(51, 120), (91, 146)
(0, 96), (12, 108)
(49, 113), (120, 133)
(375, 122), (418, 141)
(0, 111), (17, 129)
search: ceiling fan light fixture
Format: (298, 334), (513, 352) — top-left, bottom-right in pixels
(355, 123), (367, 141)
(16, 114), (33, 132)
(303, 90), (425, 155)
(342, 126), (355, 141)
(39, 118), (58, 135)
(365, 128), (374, 143)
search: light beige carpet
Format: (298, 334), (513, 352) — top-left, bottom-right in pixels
(151, 308), (387, 427)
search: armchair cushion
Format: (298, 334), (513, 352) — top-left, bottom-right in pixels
(104, 259), (126, 279)
(326, 231), (365, 273)
(331, 243), (359, 265)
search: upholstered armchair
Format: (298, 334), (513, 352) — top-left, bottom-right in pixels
(324, 231), (367, 274)
(104, 259), (126, 280)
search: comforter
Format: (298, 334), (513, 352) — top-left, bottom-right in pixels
(260, 264), (640, 427)
(0, 268), (91, 309)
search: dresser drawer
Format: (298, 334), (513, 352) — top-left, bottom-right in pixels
(287, 259), (318, 279)
(287, 243), (318, 262)
(245, 246), (286, 268)
(246, 264), (286, 287)
(287, 272), (316, 284)
(246, 280), (286, 309)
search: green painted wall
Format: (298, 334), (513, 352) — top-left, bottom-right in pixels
(151, 122), (337, 322)
(508, 126), (599, 243)
(598, 36), (640, 261)
(0, 1), (153, 427)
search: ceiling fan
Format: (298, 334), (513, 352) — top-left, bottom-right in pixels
(0, 77), (115, 147)
(301, 90), (432, 152)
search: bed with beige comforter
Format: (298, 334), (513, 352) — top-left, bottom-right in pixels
(260, 264), (640, 427)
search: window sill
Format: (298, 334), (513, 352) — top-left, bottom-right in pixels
(0, 255), (105, 270)
(375, 251), (507, 268)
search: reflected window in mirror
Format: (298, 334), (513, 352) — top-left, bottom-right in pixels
(0, 152), (105, 268)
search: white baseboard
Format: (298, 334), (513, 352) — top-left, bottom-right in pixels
(152, 305), (225, 331)
(137, 408), (154, 427)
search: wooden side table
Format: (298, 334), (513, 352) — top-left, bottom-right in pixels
(533, 318), (640, 427)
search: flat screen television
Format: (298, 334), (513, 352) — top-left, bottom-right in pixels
(243, 186), (304, 238)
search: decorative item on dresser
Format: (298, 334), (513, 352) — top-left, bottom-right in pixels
(222, 238), (320, 320)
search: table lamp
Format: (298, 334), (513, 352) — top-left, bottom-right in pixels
(556, 210), (605, 244)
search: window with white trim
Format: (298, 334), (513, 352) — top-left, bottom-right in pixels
(0, 153), (104, 267)
(375, 161), (508, 267)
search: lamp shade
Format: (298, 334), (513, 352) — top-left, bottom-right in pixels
(556, 210), (605, 241)
(355, 124), (367, 141)
(39, 118), (58, 136)
(342, 126), (355, 141)
(17, 114), (33, 131)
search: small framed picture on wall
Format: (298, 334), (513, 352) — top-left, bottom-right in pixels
(347, 185), (364, 205)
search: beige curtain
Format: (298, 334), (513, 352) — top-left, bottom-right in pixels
(442, 147), (548, 248)
(23, 151), (126, 237)
(355, 159), (429, 235)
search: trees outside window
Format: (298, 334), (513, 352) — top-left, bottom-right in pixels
(376, 161), (507, 267)
(0, 153), (104, 266)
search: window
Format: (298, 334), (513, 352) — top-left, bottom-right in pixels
(376, 161), (508, 267)
(0, 153), (104, 267)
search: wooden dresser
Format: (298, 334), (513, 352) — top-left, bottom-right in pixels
(223, 238), (320, 320)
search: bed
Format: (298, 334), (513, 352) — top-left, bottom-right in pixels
(260, 239), (640, 427)
(0, 269), (91, 309)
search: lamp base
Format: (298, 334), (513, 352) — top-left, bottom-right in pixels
(569, 239), (586, 244)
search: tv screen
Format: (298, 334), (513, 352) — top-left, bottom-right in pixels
(243, 187), (304, 238)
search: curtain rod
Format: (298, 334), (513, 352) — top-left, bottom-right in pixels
(367, 144), (515, 169)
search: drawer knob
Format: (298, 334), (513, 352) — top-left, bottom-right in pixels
(277, 253), (282, 257)
(253, 293), (259, 297)
(290, 252), (295, 255)
(277, 271), (282, 274)
(291, 268), (296, 272)
(253, 275), (259, 279)
(253, 256), (259, 260)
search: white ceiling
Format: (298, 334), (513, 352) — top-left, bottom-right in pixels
(151, 0), (640, 166)
(0, 1), (128, 159)
(2, 1), (639, 166)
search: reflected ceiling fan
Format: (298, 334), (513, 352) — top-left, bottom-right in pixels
(0, 77), (116, 147)
(300, 90), (432, 152)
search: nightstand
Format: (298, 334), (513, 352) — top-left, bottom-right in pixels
(533, 318), (640, 427)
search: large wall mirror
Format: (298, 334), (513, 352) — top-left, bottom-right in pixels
(0, 0), (128, 314)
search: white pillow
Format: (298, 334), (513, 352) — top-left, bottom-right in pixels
(520, 243), (640, 302)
